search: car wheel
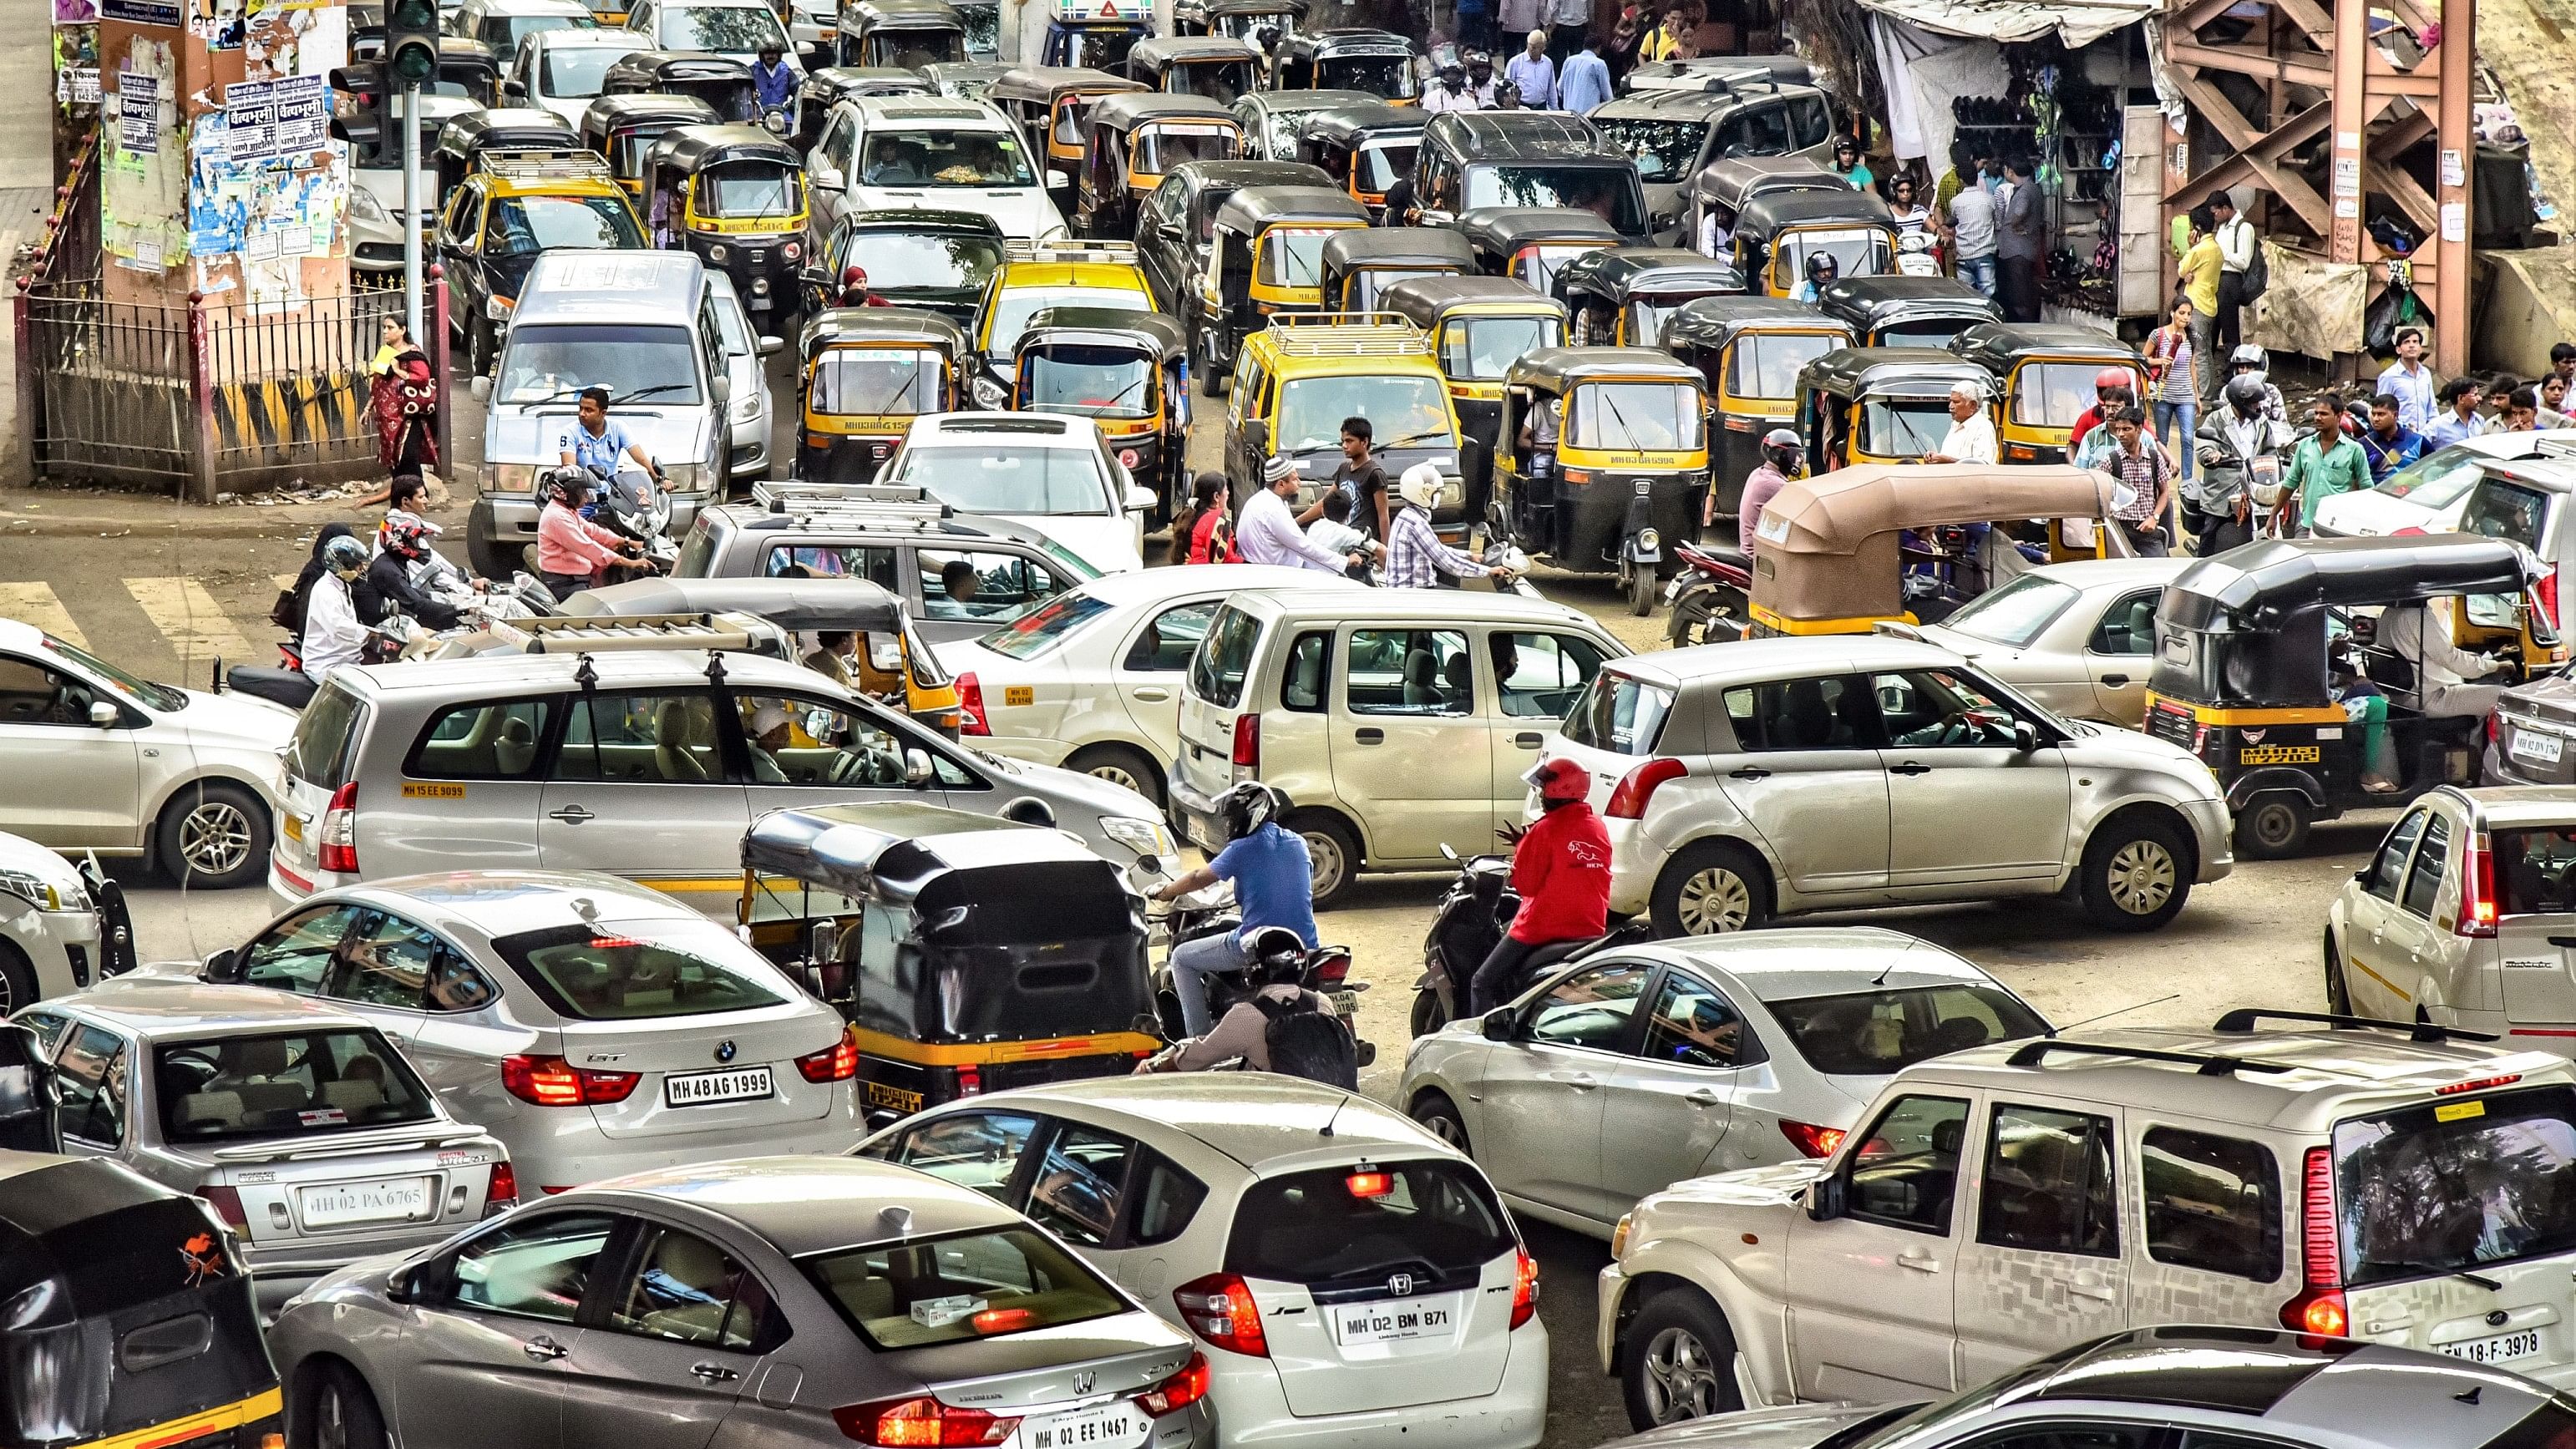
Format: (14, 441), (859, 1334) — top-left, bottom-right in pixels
(2234, 793), (2313, 859)
(296, 1361), (390, 1449)
(1410, 1091), (1471, 1155)
(1065, 743), (1164, 807)
(1287, 810), (1360, 908)
(1622, 1288), (1742, 1431)
(155, 782), (270, 891)
(1650, 841), (1767, 938)
(2324, 931), (2353, 1015)
(2079, 813), (2191, 931)
(0, 942), (36, 1017)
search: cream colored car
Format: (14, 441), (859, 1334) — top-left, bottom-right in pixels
(1901, 557), (2192, 727)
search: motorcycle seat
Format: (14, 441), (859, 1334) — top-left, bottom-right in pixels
(1679, 542), (1747, 574)
(226, 666), (315, 709)
(1524, 937), (1593, 973)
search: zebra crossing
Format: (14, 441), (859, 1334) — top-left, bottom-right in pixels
(1, 575), (301, 678)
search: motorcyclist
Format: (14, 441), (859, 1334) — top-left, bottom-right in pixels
(299, 534), (373, 685)
(1468, 757), (1611, 1016)
(1463, 49), (1501, 107)
(2192, 372), (2292, 555)
(1150, 783), (1317, 1038)
(355, 516), (465, 631)
(1134, 926), (1344, 1078)
(2228, 342), (2288, 423)
(1791, 251), (1838, 305)
(1726, 427), (1801, 551)
(536, 466), (655, 600)
(1385, 463), (1512, 588)
(753, 43), (797, 119)
(555, 386), (662, 490)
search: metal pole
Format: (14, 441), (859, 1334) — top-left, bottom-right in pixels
(402, 80), (423, 342)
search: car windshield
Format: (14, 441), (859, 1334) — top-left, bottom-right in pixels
(1464, 166), (1645, 236)
(1595, 115), (1706, 181)
(1225, 1160), (1514, 1289)
(1940, 574), (2082, 647)
(498, 322), (701, 405)
(1860, 398), (1950, 456)
(891, 443), (1113, 514)
(2335, 1084), (2576, 1289)
(1319, 55), (1413, 97)
(1724, 330), (1838, 402)
(1023, 345), (1155, 418)
(984, 286), (1150, 359)
(1256, 225), (1346, 289)
(496, 13), (593, 48)
(155, 1028), (439, 1142)
(834, 231), (1004, 290)
(489, 916), (791, 1021)
(2369, 444), (2490, 509)
(1276, 373), (1450, 453)
(543, 41), (637, 96)
(40, 633), (185, 711)
(980, 590), (1115, 659)
(812, 349), (942, 416)
(1569, 381), (1703, 451)
(698, 163), (801, 219)
(860, 128), (1035, 187)
(1777, 226), (1891, 285)
(2013, 362), (2124, 428)
(658, 3), (786, 49)
(1134, 123), (1240, 171)
(488, 194), (642, 251)
(1763, 985), (2049, 1076)
(1440, 316), (1560, 381)
(1353, 139), (1417, 193)
(803, 1225), (1128, 1350)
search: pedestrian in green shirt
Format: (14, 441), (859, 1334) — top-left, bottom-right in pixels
(2282, 392), (2370, 535)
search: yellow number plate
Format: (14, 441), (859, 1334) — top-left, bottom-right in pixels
(282, 814), (303, 841)
(2238, 745), (2320, 765)
(865, 1081), (924, 1114)
(401, 782), (468, 799)
(1003, 686), (1035, 707)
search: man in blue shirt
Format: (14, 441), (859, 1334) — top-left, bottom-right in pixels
(2375, 326), (2437, 432)
(2358, 391), (2426, 484)
(1153, 783), (1319, 1036)
(1504, 29), (1555, 108)
(1557, 38), (1611, 114)
(2422, 376), (2489, 450)
(753, 43), (797, 112)
(555, 387), (660, 483)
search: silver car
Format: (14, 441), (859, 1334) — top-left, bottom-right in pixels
(11, 985), (511, 1311)
(1903, 557), (2191, 727)
(100, 871), (861, 1194)
(269, 1157), (1217, 1449)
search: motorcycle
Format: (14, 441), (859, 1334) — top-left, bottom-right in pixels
(1126, 854), (1376, 1066)
(1413, 840), (1650, 1036)
(1665, 539), (1751, 646)
(583, 460), (680, 572)
(223, 569), (554, 708)
(1896, 229), (1940, 277)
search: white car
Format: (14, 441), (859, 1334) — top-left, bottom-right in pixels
(1907, 557), (2193, 727)
(809, 95), (1066, 244)
(2310, 429), (2576, 539)
(855, 1074), (1549, 1449)
(934, 565), (1348, 803)
(0, 831), (109, 1011)
(450, 0), (596, 55)
(0, 618), (296, 889)
(626, 0), (801, 69)
(504, 28), (652, 126)
(706, 272), (781, 480)
(880, 411), (1154, 574)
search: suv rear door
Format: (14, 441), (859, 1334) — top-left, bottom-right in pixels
(536, 685), (751, 914)
(1951, 1095), (2127, 1382)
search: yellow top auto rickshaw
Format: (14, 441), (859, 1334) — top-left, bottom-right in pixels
(1073, 92), (1242, 239)
(1317, 225), (1472, 311)
(834, 0), (968, 68)
(1491, 347), (1711, 614)
(794, 307), (969, 484)
(1011, 306), (1190, 524)
(987, 64), (1147, 212)
(1293, 102), (1424, 219)
(1382, 274), (1568, 523)
(641, 124), (809, 324)
(1795, 347), (1995, 469)
(1731, 186), (1899, 298)
(1949, 321), (2149, 464)
(1657, 295), (1852, 517)
(1197, 182), (1369, 377)
(1816, 274), (2000, 349)
(1458, 205), (1622, 293)
(1128, 35), (1263, 102)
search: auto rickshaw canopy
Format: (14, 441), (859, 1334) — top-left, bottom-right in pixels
(1657, 293), (1844, 352)
(1751, 462), (2130, 621)
(1382, 273), (1570, 329)
(1816, 274), (2001, 341)
(1017, 304), (1188, 362)
(1505, 346), (1706, 394)
(2161, 535), (2548, 636)
(742, 801), (1123, 907)
(1691, 155), (1842, 216)
(986, 63), (1141, 109)
(1298, 100), (1422, 150)
(1459, 205), (1625, 260)
(601, 48), (758, 99)
(1800, 346), (1991, 399)
(1321, 226), (1473, 274)
(1086, 89), (1239, 135)
(800, 305), (973, 357)
(804, 64), (938, 101)
(434, 106), (578, 167)
(1554, 246), (1746, 306)
(1131, 34), (1263, 69)
(1214, 181), (1371, 232)
(841, 0), (965, 31)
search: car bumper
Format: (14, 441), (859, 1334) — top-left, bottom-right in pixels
(1595, 1260), (1629, 1373)
(1206, 1333), (1546, 1449)
(268, 853), (344, 911)
(730, 436), (768, 478)
(1167, 773), (1226, 852)
(2182, 797), (2234, 883)
(505, 1109), (861, 1195)
(5, 904), (104, 997)
(1605, 819), (1660, 915)
(245, 1224), (473, 1312)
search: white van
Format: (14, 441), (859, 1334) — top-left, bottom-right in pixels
(808, 95), (1067, 243)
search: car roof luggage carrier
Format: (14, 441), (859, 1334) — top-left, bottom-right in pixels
(484, 610), (777, 653)
(748, 481), (954, 523)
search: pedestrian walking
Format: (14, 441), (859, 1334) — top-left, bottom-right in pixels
(1546, 0), (1589, 62)
(1505, 29), (1556, 108)
(368, 317), (438, 481)
(1942, 172), (1999, 298)
(2098, 406), (2175, 557)
(1995, 155), (2043, 322)
(2144, 295), (2198, 489)
(1557, 35), (1611, 114)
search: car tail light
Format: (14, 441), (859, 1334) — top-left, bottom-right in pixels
(1231, 712), (1260, 770)
(1345, 1169), (1392, 1198)
(486, 1162), (519, 1213)
(798, 1031), (862, 1082)
(832, 1397), (1017, 1447)
(1134, 1352), (1210, 1416)
(1173, 1273), (1267, 1357)
(971, 1307), (1035, 1335)
(2539, 567), (2560, 631)
(1606, 757), (1685, 819)
(2489, 712), (2503, 744)
(317, 782), (360, 874)
(2392, 525), (2427, 537)
(956, 673), (990, 736)
(499, 1054), (640, 1107)
(2279, 1146), (2347, 1337)
(1778, 1120), (1847, 1159)
(196, 1184), (248, 1231)
(1509, 1247), (1539, 1330)
(1309, 950), (1351, 986)
(2437, 1073), (2523, 1096)
(2459, 833), (2499, 938)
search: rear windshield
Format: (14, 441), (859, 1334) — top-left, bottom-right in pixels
(1225, 1160), (1515, 1289)
(1189, 603), (1262, 708)
(1561, 671), (1673, 756)
(1940, 575), (2081, 648)
(2371, 443), (2491, 509)
(287, 681), (365, 788)
(490, 916), (789, 1021)
(2484, 1401), (2576, 1449)
(2499, 828), (2576, 916)
(155, 1028), (438, 1142)
(2463, 477), (2553, 550)
(1764, 985), (2048, 1077)
(1724, 330), (1836, 402)
(981, 590), (1114, 660)
(2334, 1083), (2576, 1289)
(802, 1226), (1127, 1349)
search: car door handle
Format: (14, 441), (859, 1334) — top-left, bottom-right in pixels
(1549, 1072), (1598, 1090)
(548, 804), (595, 824)
(2100, 674), (2131, 688)
(1133, 686), (1170, 702)
(523, 1335), (569, 1361)
(1354, 727), (1384, 744)
(2548, 936), (2576, 948)
(2068, 1279), (2117, 1302)
(689, 1362), (741, 1383)
(1683, 1088), (1723, 1107)
(1889, 761), (1932, 776)
(1895, 1249), (1942, 1274)
(1728, 766), (1769, 780)
(1514, 732), (1544, 748)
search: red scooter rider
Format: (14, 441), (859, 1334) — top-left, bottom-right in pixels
(1468, 757), (1612, 1016)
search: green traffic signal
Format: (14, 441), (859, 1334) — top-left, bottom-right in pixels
(388, 38), (437, 84)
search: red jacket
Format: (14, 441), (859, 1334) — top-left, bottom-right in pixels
(1509, 801), (1611, 945)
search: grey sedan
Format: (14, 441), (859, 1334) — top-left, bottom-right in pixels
(1907, 557), (2192, 727)
(271, 1156), (1216, 1449)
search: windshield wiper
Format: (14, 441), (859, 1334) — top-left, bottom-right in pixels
(864, 368), (923, 416)
(2355, 1257), (2506, 1291)
(614, 384), (692, 404)
(1600, 388), (1638, 451)
(1380, 428), (1452, 449)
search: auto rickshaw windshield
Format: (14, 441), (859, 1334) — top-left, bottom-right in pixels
(1024, 345), (1157, 416)
(862, 129), (1035, 186)
(812, 348), (943, 415)
(1862, 395), (1950, 453)
(1441, 315), (1560, 380)
(1277, 372), (1449, 450)
(697, 162), (801, 218)
(1355, 139), (1417, 190)
(1728, 331), (1838, 400)
(1594, 116), (1704, 181)
(1256, 225), (1341, 286)
(546, 46), (633, 97)
(490, 194), (643, 251)
(2012, 362), (2117, 425)
(1625, 296), (1699, 348)
(1777, 226), (1891, 282)
(1135, 123), (1239, 170)
(1467, 166), (1645, 235)
(843, 231), (1006, 288)
(985, 287), (1151, 357)
(1569, 381), (1704, 450)
(1176, 58), (1256, 102)
(499, 322), (702, 404)
(1514, 242), (1605, 294)
(1321, 55), (1413, 94)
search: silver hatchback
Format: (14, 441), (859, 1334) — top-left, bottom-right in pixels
(11, 985), (512, 1311)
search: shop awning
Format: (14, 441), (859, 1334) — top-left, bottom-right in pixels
(1853, 0), (2152, 48)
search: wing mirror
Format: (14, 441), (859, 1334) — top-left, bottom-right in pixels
(758, 336), (784, 357)
(904, 747), (934, 788)
(470, 375), (492, 403)
(89, 700), (117, 728)
(2012, 719), (2039, 753)
(1479, 1008), (1516, 1041)
(1124, 484), (1157, 514)
(1806, 1174), (1847, 1222)
(811, 165), (845, 192)
(202, 946), (246, 985)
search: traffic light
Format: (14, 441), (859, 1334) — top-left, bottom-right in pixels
(328, 59), (385, 155)
(386, 0), (439, 89)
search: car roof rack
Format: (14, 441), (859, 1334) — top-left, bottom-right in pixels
(749, 481), (951, 521)
(2004, 1040), (2294, 1077)
(477, 149), (618, 185)
(1001, 238), (1140, 265)
(2208, 1008), (2498, 1046)
(1263, 312), (1431, 357)
(485, 611), (775, 654)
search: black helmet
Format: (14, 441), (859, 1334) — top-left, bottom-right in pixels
(1244, 926), (1307, 985)
(1217, 781), (1284, 840)
(1805, 251), (1839, 281)
(2222, 374), (2268, 414)
(544, 466), (593, 504)
(1761, 426), (1803, 471)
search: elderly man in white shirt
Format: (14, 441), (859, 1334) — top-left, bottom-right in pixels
(1924, 379), (1999, 465)
(1236, 455), (1380, 573)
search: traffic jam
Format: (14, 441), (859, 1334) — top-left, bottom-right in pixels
(11, 2), (2576, 1448)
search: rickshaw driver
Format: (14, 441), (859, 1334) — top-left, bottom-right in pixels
(2380, 598), (2516, 721)
(1793, 251), (1838, 305)
(1924, 379), (1997, 464)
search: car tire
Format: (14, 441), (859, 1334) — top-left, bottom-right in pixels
(155, 781), (270, 891)
(1065, 743), (1164, 807)
(295, 1360), (390, 1449)
(468, 528), (519, 584)
(468, 315), (494, 378)
(2234, 793), (2312, 859)
(0, 941), (37, 1018)
(1409, 1091), (1471, 1156)
(2324, 931), (2353, 1015)
(2078, 813), (2191, 932)
(1650, 840), (1768, 938)
(1286, 809), (1360, 908)
(1622, 1287), (1743, 1431)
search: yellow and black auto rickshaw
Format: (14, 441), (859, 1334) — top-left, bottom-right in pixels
(1270, 27), (1419, 100)
(738, 801), (1159, 1124)
(1011, 306), (1191, 523)
(1128, 35), (1262, 102)
(1949, 321), (2149, 464)
(0, 1153), (284, 1449)
(598, 49), (762, 120)
(1038, 0), (1153, 72)
(1177, 0), (1303, 46)
(1382, 273), (1567, 525)
(580, 94), (720, 197)
(1796, 346), (1995, 469)
(641, 124), (809, 324)
(1815, 273), (2000, 349)
(1491, 347), (1710, 613)
(1196, 182), (1369, 377)
(834, 0), (968, 68)
(1552, 246), (1745, 347)
(1458, 205), (1621, 293)
(1318, 225), (1471, 311)
(2147, 535), (2564, 858)
(987, 64), (1147, 213)
(1657, 295), (1851, 517)
(1730, 186), (1899, 298)
(794, 307), (966, 483)
(1686, 155), (1841, 261)
(431, 106), (577, 195)
(1292, 102), (1424, 219)
(1073, 92), (1242, 238)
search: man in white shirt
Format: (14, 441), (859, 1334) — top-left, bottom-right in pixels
(2209, 191), (2257, 357)
(1924, 381), (1999, 465)
(300, 534), (373, 683)
(2381, 599), (2511, 720)
(2375, 327), (2438, 432)
(1236, 456), (1378, 573)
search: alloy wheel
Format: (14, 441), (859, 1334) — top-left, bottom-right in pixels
(314, 1383), (350, 1449)
(1419, 1109), (1465, 1149)
(1087, 761), (1148, 796)
(2104, 838), (2177, 917)
(180, 800), (253, 877)
(1639, 1325), (1723, 1424)
(1674, 865), (1752, 934)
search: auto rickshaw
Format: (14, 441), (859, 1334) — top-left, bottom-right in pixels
(834, 0), (967, 68)
(1458, 205), (1623, 293)
(1382, 273), (1568, 524)
(581, 93), (720, 196)
(791, 65), (934, 147)
(1796, 347), (1995, 469)
(0, 1153), (283, 1449)
(1657, 295), (1852, 516)
(795, 307), (969, 484)
(1488, 347), (1710, 613)
(923, 58), (1009, 96)
(599, 49), (763, 121)
(2147, 535), (2565, 857)
(1178, 0), (1302, 45)
(737, 802), (1159, 1122)
(1011, 306), (1190, 523)
(641, 124), (809, 322)
(1743, 462), (2132, 640)
(1318, 226), (1471, 310)
(804, 206), (1004, 322)
(437, 34), (505, 105)
(1686, 155), (1840, 260)
(1196, 183), (1370, 377)
(1038, 0), (1152, 72)
(1074, 92), (1242, 238)
(1270, 28), (1420, 101)
(1553, 246), (1746, 347)
(1293, 102), (1424, 219)
(1816, 273), (2000, 349)
(1128, 36), (1261, 102)
(1949, 321), (2151, 464)
(431, 107), (578, 195)
(987, 66), (1146, 212)
(1235, 89), (1372, 160)
(1730, 186), (1899, 297)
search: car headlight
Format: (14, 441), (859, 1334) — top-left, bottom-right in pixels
(347, 187), (389, 225)
(738, 388), (764, 419)
(971, 376), (1008, 408)
(0, 870), (69, 912)
(485, 294), (515, 321)
(491, 463), (539, 492)
(1101, 815), (1174, 857)
(662, 462), (707, 494)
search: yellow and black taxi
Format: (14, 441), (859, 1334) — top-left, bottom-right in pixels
(794, 306), (969, 483)
(1656, 293), (1849, 516)
(832, 0), (967, 68)
(970, 236), (1157, 403)
(435, 149), (647, 374)
(1292, 100), (1424, 219)
(1178, 0), (1303, 45)
(1729, 185), (1899, 297)
(1011, 306), (1191, 524)
(738, 801), (1158, 1124)
(1317, 224), (1470, 311)
(429, 105), (577, 195)
(1225, 312), (1467, 527)
(986, 64), (1146, 213)
(1072, 91), (1242, 240)
(1270, 26), (1419, 100)
(1382, 272), (1566, 524)
(578, 92), (718, 195)
(640, 123), (809, 322)
(1814, 271), (1999, 349)
(1129, 34), (1262, 102)
(1490, 346), (1709, 612)
(1553, 245), (1744, 348)
(1196, 181), (1368, 377)
(1948, 319), (2149, 464)
(1795, 345), (1993, 469)
(2148, 535), (2563, 857)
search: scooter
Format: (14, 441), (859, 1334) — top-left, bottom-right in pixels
(1127, 854), (1375, 1066)
(584, 461), (681, 572)
(223, 616), (411, 710)
(1665, 540), (1751, 646)
(1413, 840), (1650, 1036)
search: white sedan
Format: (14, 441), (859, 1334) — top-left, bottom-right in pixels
(2311, 429), (2576, 538)
(882, 412), (1157, 575)
(936, 565), (1346, 803)
(0, 830), (109, 1011)
(1905, 556), (2193, 727)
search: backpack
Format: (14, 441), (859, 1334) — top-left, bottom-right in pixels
(2239, 229), (2269, 302)
(1255, 992), (1358, 1090)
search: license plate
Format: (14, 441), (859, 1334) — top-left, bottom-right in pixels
(1184, 812), (1222, 851)
(2513, 727), (2565, 765)
(299, 1176), (433, 1228)
(1329, 990), (1359, 1016)
(1331, 1292), (1460, 1345)
(2441, 1328), (2543, 1365)
(282, 813), (304, 842)
(664, 1065), (775, 1107)
(1024, 1402), (1144, 1448)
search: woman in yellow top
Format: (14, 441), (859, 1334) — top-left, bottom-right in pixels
(2176, 222), (2224, 399)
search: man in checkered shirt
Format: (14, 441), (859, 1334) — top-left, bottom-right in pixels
(1384, 464), (1513, 588)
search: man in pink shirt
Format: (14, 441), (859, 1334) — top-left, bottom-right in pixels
(1721, 428), (1803, 555)
(535, 469), (652, 600)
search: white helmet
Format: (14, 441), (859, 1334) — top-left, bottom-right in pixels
(1398, 462), (1444, 510)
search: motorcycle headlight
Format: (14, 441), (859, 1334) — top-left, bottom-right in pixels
(661, 462), (707, 494)
(1101, 815), (1174, 858)
(491, 463), (539, 493)
(971, 376), (1008, 408)
(0, 870), (67, 912)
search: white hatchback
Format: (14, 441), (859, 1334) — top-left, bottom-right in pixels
(855, 1074), (1549, 1449)
(881, 412), (1156, 574)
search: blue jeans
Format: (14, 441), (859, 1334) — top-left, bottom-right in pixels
(1956, 255), (1997, 297)
(1169, 930), (1246, 1036)
(2154, 398), (2197, 483)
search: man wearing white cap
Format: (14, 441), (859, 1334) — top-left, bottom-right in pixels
(745, 702), (795, 783)
(1386, 464), (1510, 588)
(1236, 455), (1378, 573)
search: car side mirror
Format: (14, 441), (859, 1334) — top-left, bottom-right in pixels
(1479, 1008), (1515, 1041)
(1047, 169), (1070, 190)
(383, 1260), (419, 1303)
(1124, 484), (1156, 514)
(711, 375), (732, 407)
(1806, 1174), (1847, 1222)
(470, 375), (492, 403)
(89, 699), (117, 727)
(904, 747), (934, 788)
(500, 80), (525, 100)
(203, 947), (246, 985)
(758, 336), (784, 357)
(812, 166), (844, 192)
(2012, 719), (2039, 752)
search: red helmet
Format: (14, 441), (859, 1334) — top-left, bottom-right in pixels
(1524, 757), (1590, 805)
(2094, 367), (2132, 394)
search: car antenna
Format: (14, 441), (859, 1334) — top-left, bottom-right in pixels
(1320, 1096), (1346, 1137)
(705, 649), (728, 687)
(2046, 993), (2180, 1037)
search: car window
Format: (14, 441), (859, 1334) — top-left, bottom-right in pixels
(18, 1011), (69, 1053)
(1026, 1123), (1133, 1249)
(1965, 1431), (2153, 1449)
(1132, 1152), (1207, 1247)
(2365, 809), (2427, 903)
(1525, 961), (1653, 1051)
(1638, 970), (1745, 1069)
(1564, 670), (1675, 756)
(555, 690), (729, 784)
(330, 911), (449, 1011)
(1281, 629), (1331, 712)
(1494, 632), (1606, 720)
(490, 915), (789, 1021)
(409, 697), (557, 780)
(0, 655), (103, 727)
(1871, 669), (2023, 749)
(916, 547), (1075, 625)
(1347, 627), (1471, 717)
(2087, 590), (2163, 656)
(804, 1225), (1126, 1349)
(53, 1024), (127, 1148)
(2141, 1127), (2280, 1281)
(606, 1225), (770, 1350)
(2401, 812), (2452, 918)
(1722, 674), (1884, 752)
(2497, 827), (2576, 915)
(1123, 600), (1216, 671)
(762, 543), (903, 588)
(155, 1027), (438, 1141)
(241, 904), (368, 996)
(1766, 985), (2048, 1076)
(731, 692), (912, 788)
(1977, 1102), (2117, 1257)
(447, 1212), (619, 1323)
(867, 1111), (1040, 1201)
(1846, 1093), (1969, 1234)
